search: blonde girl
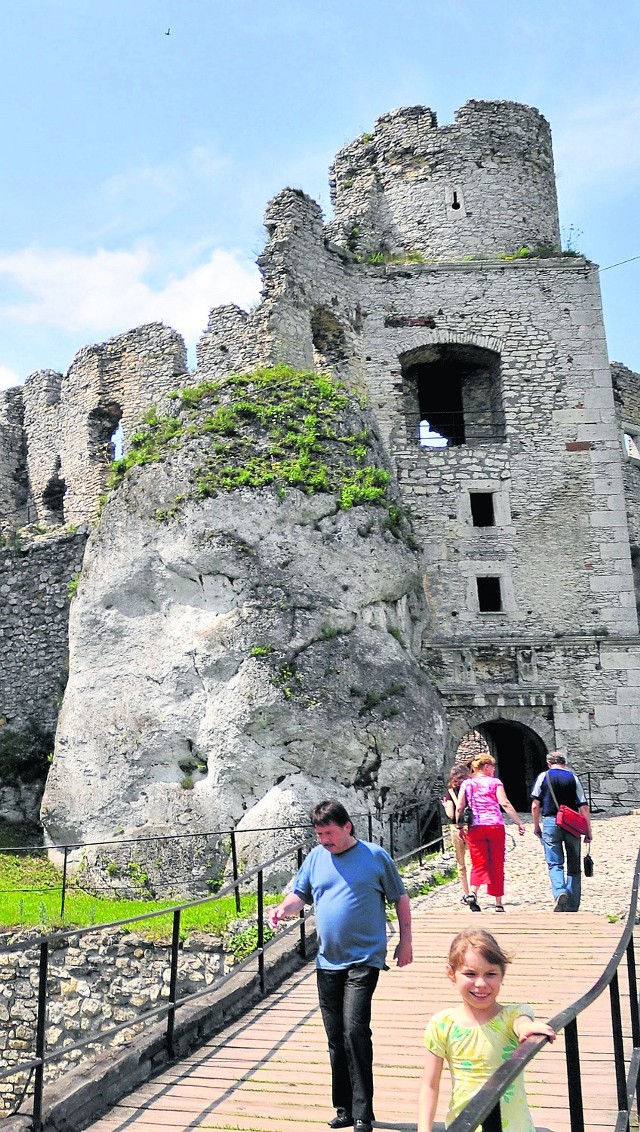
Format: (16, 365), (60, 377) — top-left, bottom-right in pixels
(418, 929), (555, 1132)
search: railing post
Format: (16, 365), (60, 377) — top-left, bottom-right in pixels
(482, 1103), (502, 1131)
(564, 1017), (585, 1132)
(257, 868), (265, 994)
(297, 846), (306, 958)
(32, 940), (49, 1132)
(609, 970), (629, 1114)
(60, 845), (69, 919)
(627, 936), (640, 1048)
(230, 830), (241, 915)
(166, 908), (181, 1059)
(390, 813), (395, 859)
(367, 813), (373, 842)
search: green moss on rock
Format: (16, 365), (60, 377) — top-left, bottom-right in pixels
(108, 365), (391, 514)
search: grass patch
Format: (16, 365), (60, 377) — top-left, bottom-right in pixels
(105, 365), (392, 516)
(0, 848), (280, 941)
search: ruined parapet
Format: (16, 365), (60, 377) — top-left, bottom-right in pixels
(21, 323), (188, 527)
(196, 304), (265, 376)
(0, 386), (28, 529)
(612, 361), (640, 615)
(257, 188), (329, 369)
(327, 100), (560, 260)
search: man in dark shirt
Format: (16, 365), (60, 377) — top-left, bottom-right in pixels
(531, 750), (592, 911)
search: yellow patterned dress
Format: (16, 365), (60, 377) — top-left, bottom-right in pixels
(423, 1003), (536, 1131)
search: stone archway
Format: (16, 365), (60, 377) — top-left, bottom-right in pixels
(448, 709), (552, 811)
(476, 719), (548, 810)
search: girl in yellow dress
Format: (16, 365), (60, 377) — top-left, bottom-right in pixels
(418, 929), (555, 1132)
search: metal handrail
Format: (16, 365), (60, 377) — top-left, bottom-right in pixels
(0, 798), (440, 1128)
(448, 846), (640, 1132)
(0, 798), (440, 917)
(0, 841), (311, 1130)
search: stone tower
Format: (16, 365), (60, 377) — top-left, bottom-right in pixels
(1, 98), (638, 819)
(197, 99), (640, 809)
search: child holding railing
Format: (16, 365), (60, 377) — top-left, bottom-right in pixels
(418, 929), (555, 1131)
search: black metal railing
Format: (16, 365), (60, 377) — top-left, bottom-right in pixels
(448, 845), (640, 1132)
(0, 800), (442, 920)
(0, 841), (310, 1131)
(0, 797), (442, 1127)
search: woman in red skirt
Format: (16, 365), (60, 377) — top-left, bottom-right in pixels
(455, 754), (525, 912)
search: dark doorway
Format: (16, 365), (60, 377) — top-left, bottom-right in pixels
(477, 720), (547, 811)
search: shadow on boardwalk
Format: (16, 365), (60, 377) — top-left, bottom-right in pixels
(84, 903), (635, 1132)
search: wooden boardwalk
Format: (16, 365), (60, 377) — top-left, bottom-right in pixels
(85, 908), (637, 1132)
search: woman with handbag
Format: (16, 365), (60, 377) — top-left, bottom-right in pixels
(455, 754), (525, 912)
(441, 763), (475, 907)
(530, 750), (593, 911)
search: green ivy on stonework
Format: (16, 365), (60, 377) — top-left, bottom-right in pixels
(106, 365), (390, 513)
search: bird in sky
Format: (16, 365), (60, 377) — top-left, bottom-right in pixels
(165, 27), (171, 35)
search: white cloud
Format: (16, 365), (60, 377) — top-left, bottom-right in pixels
(0, 243), (262, 349)
(0, 364), (22, 391)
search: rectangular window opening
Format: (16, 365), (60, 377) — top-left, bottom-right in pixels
(470, 492), (495, 527)
(477, 576), (502, 612)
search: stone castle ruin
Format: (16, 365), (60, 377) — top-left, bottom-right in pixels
(1, 99), (639, 849)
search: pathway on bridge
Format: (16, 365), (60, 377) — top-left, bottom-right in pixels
(85, 906), (635, 1132)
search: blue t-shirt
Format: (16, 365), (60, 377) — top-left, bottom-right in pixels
(293, 839), (406, 971)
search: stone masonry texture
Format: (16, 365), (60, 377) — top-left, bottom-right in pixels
(0, 98), (639, 838)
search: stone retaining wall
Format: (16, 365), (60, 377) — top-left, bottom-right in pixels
(0, 926), (232, 1114)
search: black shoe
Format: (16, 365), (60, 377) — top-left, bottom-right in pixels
(463, 895), (481, 912)
(328, 1113), (353, 1129)
(354, 1122), (373, 1132)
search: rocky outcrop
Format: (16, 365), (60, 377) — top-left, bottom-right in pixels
(41, 368), (445, 888)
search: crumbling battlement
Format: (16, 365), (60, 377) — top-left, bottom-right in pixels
(326, 100), (561, 260)
(0, 323), (187, 532)
(0, 98), (639, 821)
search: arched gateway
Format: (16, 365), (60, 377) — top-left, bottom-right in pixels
(454, 720), (549, 811)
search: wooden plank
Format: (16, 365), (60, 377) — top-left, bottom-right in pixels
(84, 914), (638, 1132)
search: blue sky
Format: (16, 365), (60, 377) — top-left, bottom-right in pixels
(0, 0), (638, 390)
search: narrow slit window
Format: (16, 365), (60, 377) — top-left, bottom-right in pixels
(477, 576), (502, 612)
(470, 492), (495, 527)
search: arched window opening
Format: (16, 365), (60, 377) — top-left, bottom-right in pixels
(88, 402), (123, 463)
(403, 344), (505, 448)
(42, 457), (66, 524)
(311, 307), (348, 375)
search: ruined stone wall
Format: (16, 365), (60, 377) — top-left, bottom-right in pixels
(327, 100), (561, 260)
(611, 363), (640, 614)
(20, 323), (188, 529)
(197, 190), (365, 393)
(0, 389), (28, 530)
(0, 530), (87, 733)
(0, 929), (227, 1111)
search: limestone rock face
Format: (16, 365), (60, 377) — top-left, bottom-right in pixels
(41, 404), (445, 878)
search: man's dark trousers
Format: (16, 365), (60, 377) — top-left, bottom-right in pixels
(317, 965), (380, 1123)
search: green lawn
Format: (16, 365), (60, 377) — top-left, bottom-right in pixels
(0, 846), (280, 942)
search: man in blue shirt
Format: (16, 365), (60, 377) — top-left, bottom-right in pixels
(268, 799), (413, 1132)
(531, 750), (593, 911)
